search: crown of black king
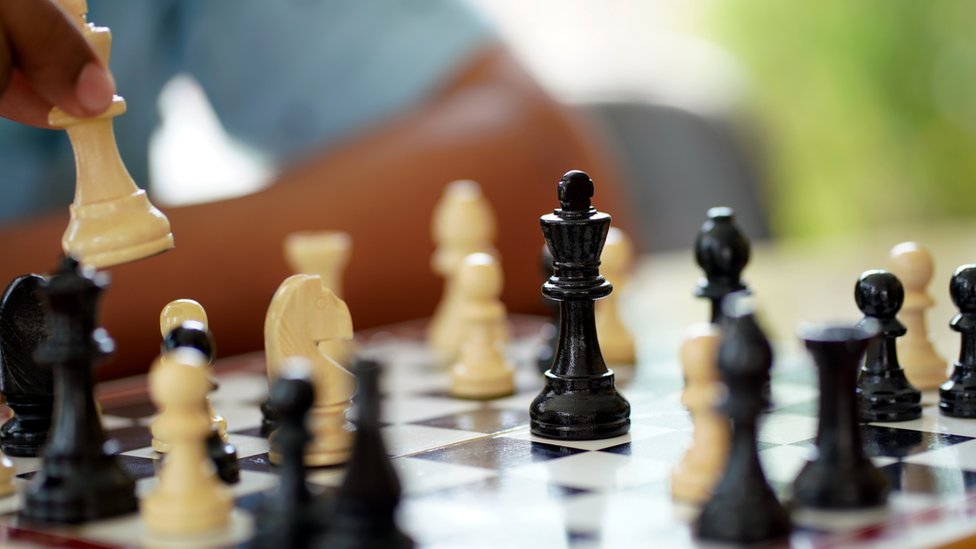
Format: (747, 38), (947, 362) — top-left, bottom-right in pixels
(34, 256), (114, 364)
(540, 171), (612, 301)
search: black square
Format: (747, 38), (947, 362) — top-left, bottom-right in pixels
(238, 452), (274, 473)
(879, 462), (976, 495)
(413, 408), (531, 434)
(411, 436), (584, 470)
(105, 425), (153, 453)
(791, 427), (973, 459)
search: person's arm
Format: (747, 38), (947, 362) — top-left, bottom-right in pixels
(0, 0), (114, 127)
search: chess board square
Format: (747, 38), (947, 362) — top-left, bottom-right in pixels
(792, 426), (973, 460)
(381, 425), (484, 457)
(601, 430), (691, 463)
(393, 457), (498, 496)
(214, 403), (265, 432)
(412, 407), (531, 434)
(238, 453), (273, 473)
(879, 462), (976, 497)
(383, 396), (482, 424)
(505, 451), (671, 492)
(561, 492), (684, 538)
(417, 473), (589, 503)
(757, 413), (819, 444)
(411, 436), (583, 470)
(122, 434), (269, 461)
(874, 406), (976, 438)
(100, 401), (156, 420)
(77, 507), (253, 548)
(903, 439), (976, 471)
(106, 425), (153, 453)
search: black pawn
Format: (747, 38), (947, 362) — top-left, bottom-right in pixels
(940, 265), (976, 417)
(695, 293), (790, 544)
(529, 170), (630, 440)
(0, 274), (53, 456)
(695, 207), (750, 324)
(250, 366), (325, 549)
(793, 322), (888, 508)
(22, 257), (136, 523)
(162, 322), (239, 484)
(315, 358), (413, 549)
(535, 244), (558, 374)
(855, 270), (922, 422)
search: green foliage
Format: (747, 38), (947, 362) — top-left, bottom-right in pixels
(710, 1), (976, 238)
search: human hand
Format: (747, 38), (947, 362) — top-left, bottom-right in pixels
(0, 0), (115, 127)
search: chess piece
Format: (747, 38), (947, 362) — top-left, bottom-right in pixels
(889, 242), (948, 389)
(52, 1), (173, 268)
(856, 270), (922, 422)
(450, 253), (515, 399)
(793, 322), (889, 508)
(314, 358), (414, 549)
(142, 348), (232, 536)
(529, 170), (631, 440)
(0, 450), (13, 498)
(428, 180), (499, 361)
(0, 275), (53, 457)
(695, 293), (790, 544)
(264, 275), (355, 466)
(596, 227), (636, 364)
(940, 265), (976, 417)
(157, 299), (239, 484)
(671, 324), (728, 504)
(284, 231), (355, 368)
(535, 244), (559, 374)
(695, 207), (750, 323)
(250, 360), (327, 548)
(22, 257), (137, 523)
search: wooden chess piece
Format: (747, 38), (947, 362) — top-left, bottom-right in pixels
(265, 275), (355, 466)
(793, 322), (888, 508)
(157, 299), (239, 484)
(0, 450), (13, 498)
(284, 231), (355, 367)
(428, 180), (499, 361)
(671, 324), (728, 504)
(450, 253), (515, 399)
(596, 227), (636, 364)
(855, 270), (922, 422)
(142, 348), (232, 536)
(530, 170), (630, 440)
(940, 265), (976, 417)
(0, 274), (53, 457)
(889, 242), (948, 390)
(22, 257), (136, 523)
(51, 0), (173, 268)
(695, 207), (750, 324)
(695, 294), (790, 544)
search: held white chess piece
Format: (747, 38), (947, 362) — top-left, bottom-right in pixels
(142, 348), (231, 535)
(671, 324), (729, 503)
(429, 180), (499, 361)
(450, 254), (515, 399)
(265, 275), (355, 466)
(889, 242), (948, 390)
(53, 0), (174, 268)
(596, 228), (636, 364)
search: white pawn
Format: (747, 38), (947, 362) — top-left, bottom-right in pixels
(596, 227), (636, 364)
(889, 242), (948, 389)
(429, 180), (500, 361)
(142, 348), (231, 536)
(671, 324), (729, 504)
(153, 299), (227, 453)
(283, 231), (355, 367)
(450, 254), (515, 399)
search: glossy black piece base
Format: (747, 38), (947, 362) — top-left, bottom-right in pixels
(858, 381), (922, 422)
(529, 371), (630, 440)
(208, 431), (240, 484)
(941, 369), (976, 417)
(696, 484), (791, 544)
(0, 399), (52, 457)
(21, 454), (137, 523)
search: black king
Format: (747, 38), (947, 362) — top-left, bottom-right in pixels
(529, 170), (631, 440)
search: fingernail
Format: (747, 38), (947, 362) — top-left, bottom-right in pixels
(75, 62), (116, 114)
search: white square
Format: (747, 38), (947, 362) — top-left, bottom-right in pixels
(381, 424), (484, 457)
(758, 414), (818, 444)
(506, 451), (670, 491)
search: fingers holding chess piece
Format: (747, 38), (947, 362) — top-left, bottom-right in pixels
(429, 180), (499, 362)
(52, 0), (173, 268)
(157, 299), (239, 484)
(888, 242), (948, 390)
(142, 348), (232, 537)
(671, 324), (727, 504)
(596, 227), (636, 364)
(450, 253), (515, 399)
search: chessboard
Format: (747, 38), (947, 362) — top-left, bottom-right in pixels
(0, 316), (975, 548)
